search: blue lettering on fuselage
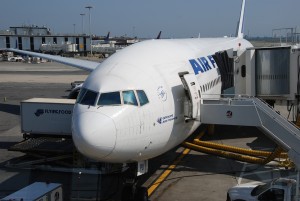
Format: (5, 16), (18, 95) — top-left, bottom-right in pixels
(189, 55), (217, 75)
(200, 57), (212, 71)
(189, 59), (204, 74)
(207, 55), (216, 68)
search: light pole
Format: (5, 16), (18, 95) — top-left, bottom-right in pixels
(85, 6), (93, 55)
(73, 24), (76, 34)
(80, 13), (85, 35)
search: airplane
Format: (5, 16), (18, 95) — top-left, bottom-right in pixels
(68, 31), (162, 99)
(104, 31), (110, 43)
(7, 0), (252, 200)
(93, 31), (111, 44)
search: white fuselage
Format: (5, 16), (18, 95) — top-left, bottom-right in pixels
(72, 37), (253, 163)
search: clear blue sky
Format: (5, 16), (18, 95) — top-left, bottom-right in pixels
(1, 0), (299, 38)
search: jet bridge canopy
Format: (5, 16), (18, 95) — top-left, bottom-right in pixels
(242, 45), (300, 101)
(255, 47), (290, 96)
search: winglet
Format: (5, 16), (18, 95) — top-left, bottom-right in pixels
(237, 0), (246, 38)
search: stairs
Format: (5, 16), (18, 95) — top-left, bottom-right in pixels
(200, 97), (300, 169)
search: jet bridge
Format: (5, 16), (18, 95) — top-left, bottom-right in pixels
(200, 96), (300, 169)
(178, 44), (300, 168)
(179, 45), (300, 168)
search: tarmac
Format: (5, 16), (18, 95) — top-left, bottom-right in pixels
(0, 60), (298, 201)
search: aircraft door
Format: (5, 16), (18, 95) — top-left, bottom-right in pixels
(212, 50), (234, 92)
(179, 72), (201, 121)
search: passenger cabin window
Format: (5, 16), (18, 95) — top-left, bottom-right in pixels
(77, 88), (98, 106)
(122, 90), (138, 106)
(98, 92), (121, 106)
(137, 90), (149, 106)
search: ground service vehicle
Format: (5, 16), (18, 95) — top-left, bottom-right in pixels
(2, 182), (63, 201)
(227, 178), (299, 201)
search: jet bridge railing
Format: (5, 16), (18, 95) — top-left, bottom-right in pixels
(200, 95), (300, 169)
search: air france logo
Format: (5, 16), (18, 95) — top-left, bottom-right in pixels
(189, 55), (217, 75)
(157, 86), (167, 102)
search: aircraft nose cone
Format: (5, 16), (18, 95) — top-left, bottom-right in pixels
(72, 111), (116, 160)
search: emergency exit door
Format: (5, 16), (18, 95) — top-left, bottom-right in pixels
(179, 72), (201, 121)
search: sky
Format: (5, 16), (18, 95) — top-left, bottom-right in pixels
(0, 0), (299, 38)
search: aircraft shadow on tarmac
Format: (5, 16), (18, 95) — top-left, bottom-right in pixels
(0, 103), (20, 115)
(150, 124), (288, 184)
(0, 160), (124, 201)
(158, 152), (294, 184)
(201, 125), (277, 150)
(0, 142), (18, 149)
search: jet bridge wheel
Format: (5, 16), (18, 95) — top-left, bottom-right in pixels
(121, 163), (149, 201)
(135, 187), (148, 201)
(121, 185), (148, 201)
(121, 185), (134, 201)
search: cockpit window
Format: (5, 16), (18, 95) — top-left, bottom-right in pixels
(77, 89), (98, 106)
(122, 90), (138, 106)
(76, 88), (87, 104)
(136, 90), (149, 106)
(91, 90), (148, 107)
(98, 92), (121, 106)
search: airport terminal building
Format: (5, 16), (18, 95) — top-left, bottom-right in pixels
(0, 25), (91, 54)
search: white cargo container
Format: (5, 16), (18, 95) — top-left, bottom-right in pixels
(21, 98), (75, 136)
(2, 182), (63, 201)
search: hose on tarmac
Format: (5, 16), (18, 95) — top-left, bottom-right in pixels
(182, 130), (294, 168)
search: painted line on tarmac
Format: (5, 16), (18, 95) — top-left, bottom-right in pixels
(237, 163), (247, 185)
(147, 148), (191, 197)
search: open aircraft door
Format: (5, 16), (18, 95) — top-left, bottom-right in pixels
(179, 72), (201, 121)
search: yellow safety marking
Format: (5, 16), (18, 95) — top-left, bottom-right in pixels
(147, 148), (190, 197)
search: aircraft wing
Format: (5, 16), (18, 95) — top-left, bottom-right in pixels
(6, 48), (99, 72)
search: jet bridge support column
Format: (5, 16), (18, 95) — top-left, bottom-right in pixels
(245, 49), (256, 97)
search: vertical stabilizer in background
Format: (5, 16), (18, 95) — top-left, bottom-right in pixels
(156, 31), (162, 39)
(237, 0), (246, 38)
(104, 32), (110, 42)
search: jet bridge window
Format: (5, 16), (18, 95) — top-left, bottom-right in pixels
(137, 90), (149, 106)
(98, 92), (121, 106)
(77, 88), (98, 106)
(122, 90), (138, 106)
